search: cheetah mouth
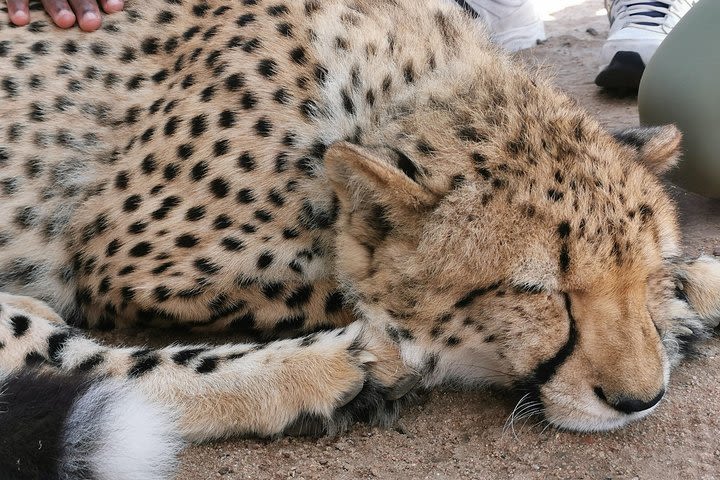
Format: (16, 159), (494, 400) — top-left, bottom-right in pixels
(541, 394), (665, 432)
(507, 385), (665, 433)
(532, 365), (670, 432)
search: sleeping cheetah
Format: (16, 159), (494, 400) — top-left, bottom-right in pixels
(0, 0), (719, 478)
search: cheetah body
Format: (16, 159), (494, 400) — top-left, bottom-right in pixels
(1, 1), (720, 478)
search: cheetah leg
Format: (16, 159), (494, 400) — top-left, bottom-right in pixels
(0, 294), (413, 441)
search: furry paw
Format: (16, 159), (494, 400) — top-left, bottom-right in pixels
(677, 256), (720, 328)
(283, 375), (420, 437)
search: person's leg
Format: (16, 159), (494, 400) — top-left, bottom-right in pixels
(596, 0), (698, 89)
(454, 0), (546, 52)
(457, 0), (697, 90)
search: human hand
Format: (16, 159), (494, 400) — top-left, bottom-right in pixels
(6, 0), (124, 32)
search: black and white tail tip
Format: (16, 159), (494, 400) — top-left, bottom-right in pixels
(0, 371), (183, 480)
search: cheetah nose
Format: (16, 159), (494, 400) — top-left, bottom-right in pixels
(593, 386), (665, 414)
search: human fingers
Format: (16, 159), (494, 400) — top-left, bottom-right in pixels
(6, 0), (31, 26)
(68, 0), (102, 31)
(40, 0), (77, 29)
(98, 0), (123, 14)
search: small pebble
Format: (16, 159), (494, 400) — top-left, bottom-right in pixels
(713, 247), (720, 256)
(586, 27), (599, 36)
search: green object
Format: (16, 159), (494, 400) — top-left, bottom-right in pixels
(638, 0), (720, 199)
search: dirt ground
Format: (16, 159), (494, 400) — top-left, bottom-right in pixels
(173, 2), (720, 478)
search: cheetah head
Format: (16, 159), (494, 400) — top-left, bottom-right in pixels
(325, 112), (720, 432)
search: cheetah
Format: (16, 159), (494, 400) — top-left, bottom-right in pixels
(0, 0), (719, 478)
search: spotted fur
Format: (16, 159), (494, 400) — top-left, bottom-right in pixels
(0, 1), (719, 478)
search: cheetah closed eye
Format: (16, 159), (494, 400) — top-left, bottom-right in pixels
(1, 1), (719, 479)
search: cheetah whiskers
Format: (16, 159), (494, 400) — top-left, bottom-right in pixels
(512, 402), (544, 430)
(503, 392), (545, 439)
(503, 393), (529, 438)
(538, 418), (555, 436)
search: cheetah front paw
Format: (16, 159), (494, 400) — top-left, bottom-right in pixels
(677, 256), (720, 329)
(283, 327), (421, 437)
(283, 375), (420, 437)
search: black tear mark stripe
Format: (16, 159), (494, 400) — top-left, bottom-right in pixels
(532, 294), (578, 385)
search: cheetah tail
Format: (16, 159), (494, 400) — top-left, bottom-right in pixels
(0, 370), (183, 480)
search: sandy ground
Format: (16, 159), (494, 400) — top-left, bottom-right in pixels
(170, 2), (720, 478)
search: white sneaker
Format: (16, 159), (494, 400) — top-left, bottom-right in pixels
(596, 0), (698, 89)
(456, 0), (545, 52)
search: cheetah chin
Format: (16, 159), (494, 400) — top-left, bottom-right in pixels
(1, 0), (719, 479)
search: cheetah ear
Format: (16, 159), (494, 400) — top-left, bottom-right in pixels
(613, 125), (683, 175)
(325, 142), (438, 209)
(676, 256), (720, 328)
